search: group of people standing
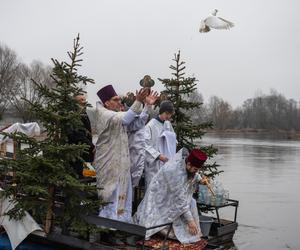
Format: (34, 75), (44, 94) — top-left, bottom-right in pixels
(72, 83), (210, 245)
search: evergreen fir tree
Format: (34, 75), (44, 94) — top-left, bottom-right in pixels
(159, 51), (221, 177)
(0, 35), (100, 236)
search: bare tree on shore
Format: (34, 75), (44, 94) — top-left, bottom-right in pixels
(206, 96), (233, 130)
(9, 61), (53, 122)
(0, 44), (20, 120)
(185, 90), (207, 123)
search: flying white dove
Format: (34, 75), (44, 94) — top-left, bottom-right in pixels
(199, 9), (234, 33)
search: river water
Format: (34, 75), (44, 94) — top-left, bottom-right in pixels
(201, 133), (300, 250)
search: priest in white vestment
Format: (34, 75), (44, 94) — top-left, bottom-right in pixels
(134, 148), (209, 244)
(95, 85), (158, 222)
(144, 100), (176, 188)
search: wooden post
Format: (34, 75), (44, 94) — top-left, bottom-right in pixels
(12, 140), (18, 160)
(45, 186), (55, 234)
(0, 142), (7, 157)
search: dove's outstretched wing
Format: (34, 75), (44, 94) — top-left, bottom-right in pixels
(218, 17), (234, 28)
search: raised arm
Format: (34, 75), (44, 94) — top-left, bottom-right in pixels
(123, 89), (159, 127)
(122, 88), (148, 125)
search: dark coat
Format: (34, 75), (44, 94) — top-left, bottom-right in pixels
(68, 110), (95, 177)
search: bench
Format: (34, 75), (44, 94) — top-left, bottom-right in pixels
(83, 214), (172, 250)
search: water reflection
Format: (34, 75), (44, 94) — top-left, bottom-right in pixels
(201, 133), (300, 250)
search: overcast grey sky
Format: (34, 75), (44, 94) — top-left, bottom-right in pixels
(1, 0), (300, 107)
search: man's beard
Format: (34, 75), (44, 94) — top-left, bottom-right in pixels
(187, 170), (196, 179)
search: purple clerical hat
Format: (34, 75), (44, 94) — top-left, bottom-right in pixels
(97, 85), (118, 104)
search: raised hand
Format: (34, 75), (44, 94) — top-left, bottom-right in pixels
(145, 90), (159, 105)
(200, 176), (209, 185)
(135, 88), (148, 103)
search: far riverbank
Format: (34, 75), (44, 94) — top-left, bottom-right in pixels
(204, 128), (300, 140)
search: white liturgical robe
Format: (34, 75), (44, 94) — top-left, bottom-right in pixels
(95, 100), (146, 221)
(134, 149), (202, 244)
(144, 118), (176, 188)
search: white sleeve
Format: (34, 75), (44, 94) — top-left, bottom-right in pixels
(144, 125), (160, 163)
(122, 100), (143, 126)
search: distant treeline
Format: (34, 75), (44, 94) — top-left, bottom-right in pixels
(185, 90), (300, 132)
